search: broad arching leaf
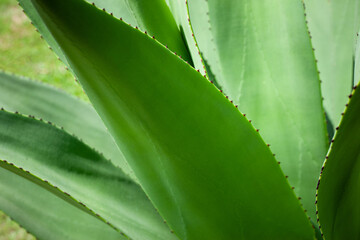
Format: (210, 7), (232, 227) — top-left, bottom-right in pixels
(23, 0), (315, 239)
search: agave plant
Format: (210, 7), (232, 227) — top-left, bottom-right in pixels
(0, 0), (359, 239)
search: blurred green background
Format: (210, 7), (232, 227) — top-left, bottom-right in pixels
(0, 0), (87, 238)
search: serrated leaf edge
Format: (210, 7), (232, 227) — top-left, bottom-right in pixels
(0, 74), (136, 183)
(0, 108), (137, 238)
(14, 0), (311, 234)
(315, 81), (360, 238)
(0, 158), (129, 238)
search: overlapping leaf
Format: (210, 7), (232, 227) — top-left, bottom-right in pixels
(18, 0), (192, 70)
(0, 110), (176, 240)
(188, 0), (328, 220)
(22, 0), (316, 239)
(88, 0), (191, 63)
(304, 0), (360, 128)
(317, 82), (360, 240)
(0, 71), (135, 180)
(166, 0), (206, 75)
(0, 166), (124, 240)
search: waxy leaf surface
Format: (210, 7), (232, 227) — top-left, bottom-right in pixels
(24, 0), (315, 239)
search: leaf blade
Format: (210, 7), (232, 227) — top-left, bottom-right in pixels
(25, 0), (316, 239)
(91, 0), (192, 63)
(0, 110), (176, 240)
(0, 71), (135, 181)
(0, 165), (125, 240)
(304, 0), (360, 128)
(188, 0), (328, 220)
(166, 0), (206, 75)
(317, 83), (360, 240)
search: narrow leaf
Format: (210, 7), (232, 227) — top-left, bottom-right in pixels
(187, 0), (224, 87)
(26, 0), (315, 239)
(0, 71), (135, 181)
(0, 165), (124, 240)
(0, 110), (176, 240)
(166, 0), (206, 75)
(188, 0), (328, 220)
(316, 83), (360, 240)
(304, 0), (360, 128)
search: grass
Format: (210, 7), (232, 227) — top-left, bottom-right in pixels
(0, 0), (88, 238)
(0, 213), (33, 240)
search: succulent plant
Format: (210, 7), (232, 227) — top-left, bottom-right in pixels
(0, 0), (359, 239)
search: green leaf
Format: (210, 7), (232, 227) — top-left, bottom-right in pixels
(18, 0), (192, 70)
(0, 71), (136, 181)
(90, 0), (192, 63)
(87, 0), (137, 26)
(187, 0), (223, 87)
(0, 110), (176, 240)
(188, 0), (328, 221)
(25, 0), (315, 238)
(166, 0), (206, 75)
(304, 0), (360, 128)
(316, 83), (360, 240)
(0, 165), (125, 240)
